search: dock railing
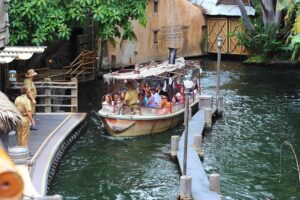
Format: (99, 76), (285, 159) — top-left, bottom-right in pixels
(11, 78), (78, 113)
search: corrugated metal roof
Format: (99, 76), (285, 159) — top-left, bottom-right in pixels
(190, 0), (255, 16)
(0, 46), (47, 63)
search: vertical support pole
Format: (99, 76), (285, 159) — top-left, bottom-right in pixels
(44, 78), (51, 113)
(209, 173), (220, 194)
(0, 64), (7, 93)
(183, 92), (190, 176)
(139, 80), (142, 115)
(205, 108), (212, 128)
(216, 35), (222, 110)
(71, 78), (78, 112)
(180, 175), (192, 199)
(170, 135), (179, 160)
(188, 107), (192, 121)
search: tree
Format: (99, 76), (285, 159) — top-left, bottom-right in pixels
(8, 0), (148, 46)
(235, 0), (300, 61)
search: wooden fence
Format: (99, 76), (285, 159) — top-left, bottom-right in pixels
(11, 78), (78, 113)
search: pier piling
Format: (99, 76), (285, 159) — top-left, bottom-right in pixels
(209, 173), (220, 194)
(171, 135), (179, 160)
(217, 96), (223, 116)
(205, 108), (212, 128)
(180, 175), (192, 200)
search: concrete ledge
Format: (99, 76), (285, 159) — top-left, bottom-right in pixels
(177, 108), (220, 200)
(29, 113), (87, 195)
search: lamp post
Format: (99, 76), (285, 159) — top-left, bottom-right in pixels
(182, 70), (194, 175)
(216, 35), (222, 109)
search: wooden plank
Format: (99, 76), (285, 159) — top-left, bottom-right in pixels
(177, 108), (220, 200)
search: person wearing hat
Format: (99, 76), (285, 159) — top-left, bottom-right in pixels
(15, 86), (35, 146)
(24, 69), (38, 130)
(124, 81), (138, 113)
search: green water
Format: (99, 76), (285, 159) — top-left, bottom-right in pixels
(50, 59), (300, 199)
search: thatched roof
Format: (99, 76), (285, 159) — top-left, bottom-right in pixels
(0, 91), (22, 133)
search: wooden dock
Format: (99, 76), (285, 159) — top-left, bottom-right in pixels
(29, 113), (87, 195)
(177, 108), (221, 200)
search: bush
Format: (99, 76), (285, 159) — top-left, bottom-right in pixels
(236, 23), (288, 62)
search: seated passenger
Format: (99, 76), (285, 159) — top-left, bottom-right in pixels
(152, 88), (161, 106)
(102, 94), (113, 105)
(102, 95), (114, 111)
(158, 95), (171, 114)
(175, 92), (184, 104)
(146, 91), (156, 108)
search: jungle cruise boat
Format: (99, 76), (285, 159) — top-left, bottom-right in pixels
(98, 57), (202, 137)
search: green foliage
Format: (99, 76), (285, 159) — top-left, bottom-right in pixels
(236, 23), (286, 61)
(243, 55), (265, 64)
(236, 0), (300, 61)
(9, 0), (148, 45)
(200, 34), (208, 53)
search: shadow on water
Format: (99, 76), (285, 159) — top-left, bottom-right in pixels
(50, 58), (300, 200)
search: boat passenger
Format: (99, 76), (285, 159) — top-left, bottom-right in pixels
(158, 95), (171, 114)
(157, 84), (169, 100)
(152, 88), (161, 106)
(124, 81), (138, 111)
(102, 95), (113, 105)
(143, 82), (151, 93)
(174, 92), (183, 103)
(146, 91), (156, 108)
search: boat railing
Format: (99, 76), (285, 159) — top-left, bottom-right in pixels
(100, 93), (198, 116)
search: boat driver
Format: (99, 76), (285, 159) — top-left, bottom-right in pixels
(124, 81), (138, 113)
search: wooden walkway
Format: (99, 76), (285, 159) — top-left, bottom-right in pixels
(29, 113), (87, 195)
(177, 108), (221, 200)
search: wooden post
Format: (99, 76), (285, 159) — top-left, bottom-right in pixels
(194, 135), (204, 160)
(209, 173), (220, 194)
(199, 95), (213, 110)
(180, 175), (192, 200)
(205, 108), (212, 128)
(44, 78), (51, 113)
(217, 96), (223, 116)
(193, 135), (202, 149)
(170, 135), (179, 160)
(71, 78), (78, 112)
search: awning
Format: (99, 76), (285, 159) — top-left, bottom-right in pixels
(103, 57), (186, 83)
(0, 46), (47, 64)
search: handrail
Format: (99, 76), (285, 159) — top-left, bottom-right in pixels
(11, 78), (78, 113)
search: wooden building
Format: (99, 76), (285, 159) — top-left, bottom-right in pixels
(191, 0), (255, 54)
(103, 0), (206, 69)
(102, 0), (255, 68)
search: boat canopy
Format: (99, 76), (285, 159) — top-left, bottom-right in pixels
(103, 57), (186, 83)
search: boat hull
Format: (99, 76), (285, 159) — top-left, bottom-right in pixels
(100, 101), (198, 137)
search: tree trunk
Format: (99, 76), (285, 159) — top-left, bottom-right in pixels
(260, 0), (281, 26)
(235, 0), (255, 32)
